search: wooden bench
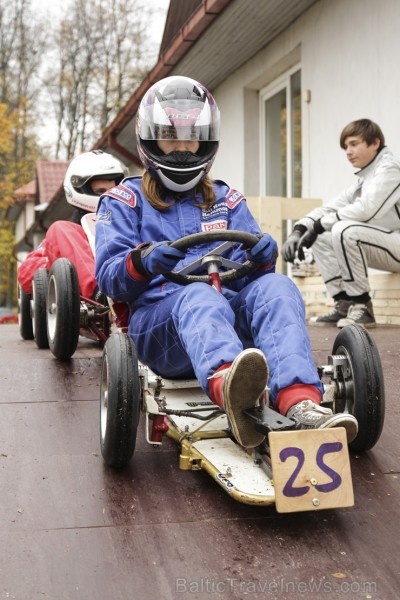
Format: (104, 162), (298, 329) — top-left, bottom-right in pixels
(246, 196), (400, 325)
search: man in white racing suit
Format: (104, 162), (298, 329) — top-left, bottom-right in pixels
(282, 119), (400, 328)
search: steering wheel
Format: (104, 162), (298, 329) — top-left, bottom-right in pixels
(164, 230), (262, 286)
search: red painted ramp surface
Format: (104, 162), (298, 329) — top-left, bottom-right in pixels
(0, 323), (398, 599)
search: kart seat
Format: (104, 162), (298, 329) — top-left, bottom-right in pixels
(80, 213), (130, 330)
(80, 212), (97, 257)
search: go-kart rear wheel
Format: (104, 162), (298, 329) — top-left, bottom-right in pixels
(332, 324), (385, 452)
(47, 258), (80, 360)
(32, 268), (49, 349)
(18, 286), (33, 340)
(100, 332), (141, 468)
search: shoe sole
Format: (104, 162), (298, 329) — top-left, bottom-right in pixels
(309, 320), (340, 327)
(337, 320), (377, 329)
(223, 349), (268, 448)
(318, 413), (358, 443)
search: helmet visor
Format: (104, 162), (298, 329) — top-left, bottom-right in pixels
(138, 84), (220, 142)
(71, 173), (121, 190)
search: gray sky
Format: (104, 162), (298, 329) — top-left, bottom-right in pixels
(31, 0), (168, 46)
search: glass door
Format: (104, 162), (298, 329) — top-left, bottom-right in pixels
(260, 67), (302, 197)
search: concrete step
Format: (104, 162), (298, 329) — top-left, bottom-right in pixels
(294, 272), (400, 325)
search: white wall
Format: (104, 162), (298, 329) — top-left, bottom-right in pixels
(211, 0), (400, 203)
(303, 0), (400, 200)
(212, 74), (245, 191)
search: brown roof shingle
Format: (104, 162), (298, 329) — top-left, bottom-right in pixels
(13, 179), (37, 200)
(36, 160), (69, 205)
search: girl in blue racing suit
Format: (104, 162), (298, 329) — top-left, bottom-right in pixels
(95, 76), (357, 448)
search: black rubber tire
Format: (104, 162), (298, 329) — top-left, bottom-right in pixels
(32, 268), (49, 349)
(332, 324), (385, 452)
(18, 286), (34, 340)
(100, 332), (141, 468)
(47, 258), (80, 360)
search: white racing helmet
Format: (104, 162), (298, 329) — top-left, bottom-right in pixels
(136, 76), (220, 192)
(64, 150), (128, 212)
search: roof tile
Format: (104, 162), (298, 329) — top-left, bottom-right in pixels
(36, 160), (70, 204)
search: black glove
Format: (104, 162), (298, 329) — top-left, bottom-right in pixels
(281, 225), (307, 263)
(297, 219), (325, 261)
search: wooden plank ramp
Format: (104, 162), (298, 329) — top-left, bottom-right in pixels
(0, 323), (398, 599)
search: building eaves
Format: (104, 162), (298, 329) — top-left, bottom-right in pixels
(94, 0), (319, 164)
(13, 179), (36, 200)
(158, 0), (203, 58)
(94, 0), (232, 156)
(6, 179), (37, 222)
(6, 200), (27, 223)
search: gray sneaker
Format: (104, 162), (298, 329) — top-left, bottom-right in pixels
(309, 299), (354, 326)
(336, 301), (376, 328)
(287, 399), (358, 443)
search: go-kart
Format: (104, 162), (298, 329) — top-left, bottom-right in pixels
(19, 262), (112, 360)
(18, 214), (120, 361)
(99, 231), (385, 513)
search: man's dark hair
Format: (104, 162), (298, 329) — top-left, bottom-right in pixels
(339, 119), (385, 149)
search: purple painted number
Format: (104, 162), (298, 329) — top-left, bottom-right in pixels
(279, 447), (310, 497)
(315, 442), (342, 493)
(280, 442), (342, 497)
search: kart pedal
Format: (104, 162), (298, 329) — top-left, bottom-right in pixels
(243, 406), (296, 434)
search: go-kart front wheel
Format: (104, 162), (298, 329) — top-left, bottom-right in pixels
(100, 332), (141, 468)
(32, 268), (49, 349)
(47, 258), (80, 360)
(332, 324), (385, 452)
(18, 286), (33, 340)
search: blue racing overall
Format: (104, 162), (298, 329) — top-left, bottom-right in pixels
(95, 177), (323, 408)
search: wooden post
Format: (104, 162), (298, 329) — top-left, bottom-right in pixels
(246, 196), (322, 273)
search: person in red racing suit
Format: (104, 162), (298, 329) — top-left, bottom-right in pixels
(18, 150), (128, 301)
(95, 76), (358, 448)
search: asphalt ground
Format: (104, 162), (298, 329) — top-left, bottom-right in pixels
(0, 323), (399, 600)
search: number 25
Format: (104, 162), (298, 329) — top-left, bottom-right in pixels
(280, 442), (343, 498)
